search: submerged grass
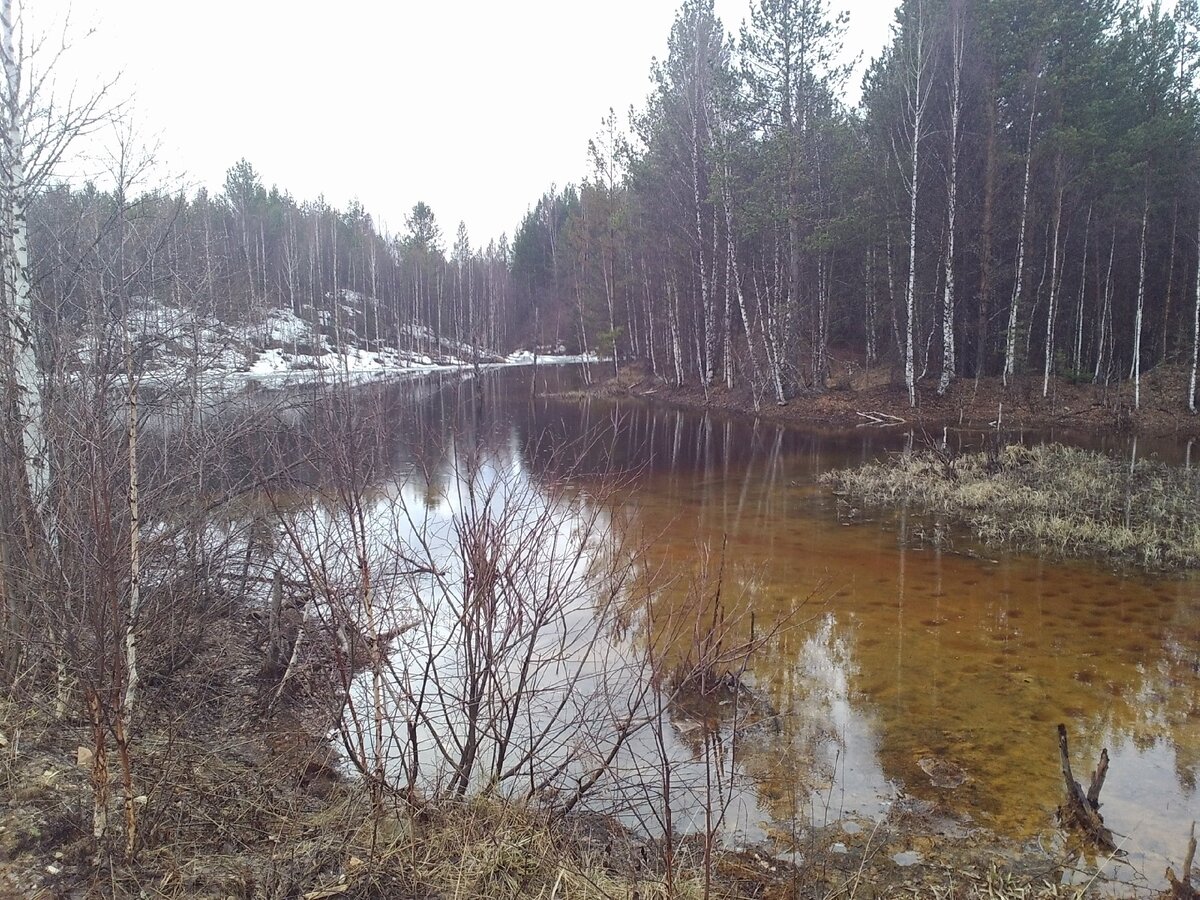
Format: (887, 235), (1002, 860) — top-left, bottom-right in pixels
(822, 442), (1200, 569)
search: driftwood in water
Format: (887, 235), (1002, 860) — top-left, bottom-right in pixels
(1056, 723), (1116, 851)
(1167, 821), (1198, 899)
(855, 410), (907, 426)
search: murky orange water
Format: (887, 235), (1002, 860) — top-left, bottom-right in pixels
(513, 370), (1199, 888)
(313, 365), (1199, 889)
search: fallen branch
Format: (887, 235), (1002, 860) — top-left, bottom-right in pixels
(855, 411), (906, 426)
(1056, 724), (1115, 852)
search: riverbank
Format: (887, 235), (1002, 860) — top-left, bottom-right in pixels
(0, 595), (1151, 898)
(4, 359), (1196, 898)
(565, 361), (1200, 439)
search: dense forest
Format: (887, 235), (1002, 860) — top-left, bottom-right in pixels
(21, 0), (1200, 414)
(509, 0), (1200, 410)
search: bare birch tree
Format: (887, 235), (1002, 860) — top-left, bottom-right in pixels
(1004, 71), (1040, 386)
(1131, 200), (1149, 409)
(1191, 210), (1200, 412)
(900, 0), (931, 407)
(938, 4), (963, 396)
(0, 0), (112, 542)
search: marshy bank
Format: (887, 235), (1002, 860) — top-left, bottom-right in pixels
(4, 368), (1199, 899)
(0, 561), (1113, 899)
(1, 607), (1174, 900)
(821, 442), (1200, 570)
(562, 362), (1200, 440)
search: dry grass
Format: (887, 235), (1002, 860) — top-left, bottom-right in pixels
(0, 671), (719, 899)
(923, 865), (1086, 898)
(822, 442), (1200, 569)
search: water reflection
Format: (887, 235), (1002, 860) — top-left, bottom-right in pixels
(212, 365), (1198, 890)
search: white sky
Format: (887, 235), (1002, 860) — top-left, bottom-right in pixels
(31, 0), (896, 246)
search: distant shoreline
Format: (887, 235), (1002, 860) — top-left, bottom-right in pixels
(560, 361), (1200, 440)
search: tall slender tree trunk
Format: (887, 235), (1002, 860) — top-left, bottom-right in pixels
(120, 323), (142, 858)
(977, 80), (997, 378)
(1072, 207), (1092, 375)
(1190, 210), (1200, 412)
(1163, 201), (1178, 362)
(0, 0), (48, 532)
(690, 5), (714, 387)
(938, 14), (962, 396)
(1042, 176), (1064, 397)
(719, 157), (760, 403)
(865, 249), (877, 366)
(1094, 229), (1115, 383)
(1005, 80), (1039, 385)
(903, 23), (926, 406)
(899, 1), (931, 407)
(1131, 200), (1149, 409)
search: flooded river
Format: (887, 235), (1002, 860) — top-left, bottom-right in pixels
(244, 364), (1199, 891)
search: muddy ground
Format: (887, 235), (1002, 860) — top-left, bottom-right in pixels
(564, 359), (1200, 440)
(1, 598), (1182, 898)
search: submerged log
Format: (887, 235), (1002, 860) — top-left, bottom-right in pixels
(1056, 723), (1116, 852)
(1166, 821), (1197, 899)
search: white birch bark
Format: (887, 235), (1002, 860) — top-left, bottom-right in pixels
(668, 277), (684, 386)
(1072, 207), (1091, 375)
(1191, 210), (1200, 412)
(0, 0), (48, 528)
(693, 117), (713, 385)
(1131, 202), (1149, 409)
(938, 13), (963, 396)
(1094, 231), (1115, 383)
(902, 2), (929, 407)
(1042, 183), (1064, 397)
(120, 325), (141, 857)
(1004, 79), (1039, 385)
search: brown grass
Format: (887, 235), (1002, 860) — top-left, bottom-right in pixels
(822, 442), (1200, 569)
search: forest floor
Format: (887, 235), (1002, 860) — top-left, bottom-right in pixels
(565, 358), (1200, 439)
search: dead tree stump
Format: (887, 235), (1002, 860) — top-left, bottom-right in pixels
(1167, 821), (1198, 899)
(1056, 723), (1116, 852)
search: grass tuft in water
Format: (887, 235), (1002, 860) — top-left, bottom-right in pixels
(822, 442), (1200, 570)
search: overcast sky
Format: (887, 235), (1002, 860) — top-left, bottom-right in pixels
(33, 0), (896, 246)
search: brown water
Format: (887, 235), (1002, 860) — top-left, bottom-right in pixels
(263, 365), (1200, 890)
(514, 367), (1199, 888)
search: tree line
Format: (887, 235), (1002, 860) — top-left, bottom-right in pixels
(30, 163), (519, 363)
(510, 0), (1200, 410)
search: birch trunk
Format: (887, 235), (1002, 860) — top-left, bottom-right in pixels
(1131, 202), (1148, 409)
(903, 10), (927, 407)
(0, 0), (48, 530)
(1042, 180), (1064, 397)
(120, 328), (141, 857)
(938, 14), (962, 396)
(1073, 207), (1092, 374)
(1190, 210), (1199, 412)
(690, 4), (714, 387)
(1094, 231), (1116, 383)
(1004, 81), (1039, 385)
